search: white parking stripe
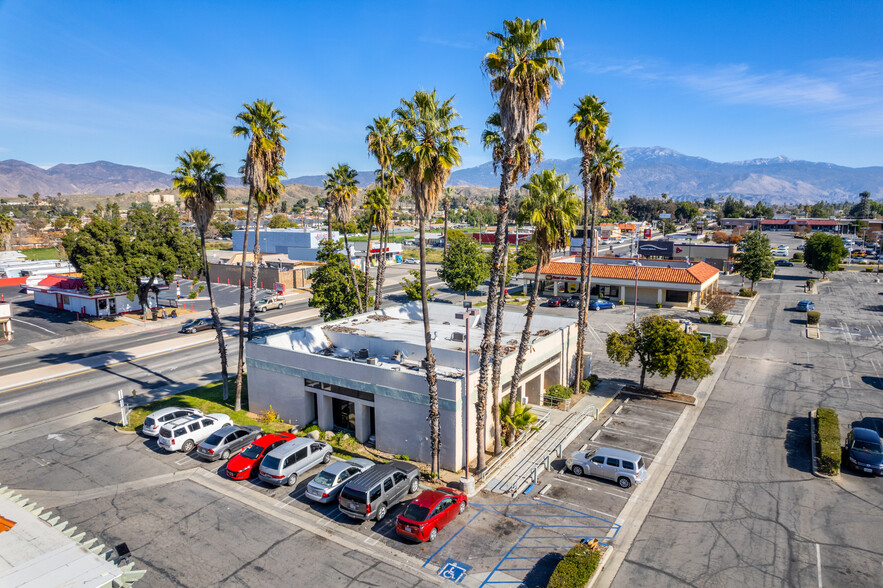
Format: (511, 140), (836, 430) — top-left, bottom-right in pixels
(539, 493), (618, 519)
(600, 427), (668, 444)
(552, 473), (630, 499)
(816, 543), (823, 588)
(585, 439), (657, 459)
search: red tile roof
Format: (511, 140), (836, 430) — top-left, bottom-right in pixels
(525, 260), (720, 285)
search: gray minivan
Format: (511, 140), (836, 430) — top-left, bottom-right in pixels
(338, 460), (420, 522)
(258, 437), (332, 487)
(566, 447), (648, 488)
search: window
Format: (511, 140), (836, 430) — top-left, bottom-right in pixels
(202, 419), (213, 427)
(224, 434), (235, 443)
(188, 422), (200, 432)
(606, 458), (620, 467)
(174, 427), (186, 437)
(665, 289), (690, 303)
(591, 456), (605, 465)
(369, 485), (382, 501)
(310, 443), (323, 453)
(622, 461), (635, 471)
(393, 472), (406, 484)
(63, 295), (70, 304)
(383, 477), (394, 492)
(294, 448), (308, 462)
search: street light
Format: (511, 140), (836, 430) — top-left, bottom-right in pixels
(455, 301), (481, 494)
(632, 253), (642, 324)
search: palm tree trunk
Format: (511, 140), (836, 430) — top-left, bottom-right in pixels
(341, 230), (364, 312)
(490, 228), (509, 455)
(574, 181), (591, 388)
(670, 372), (682, 394)
(327, 209), (332, 237)
(475, 149), (516, 473)
(419, 218), (441, 476)
(247, 209), (264, 341)
(201, 231), (229, 400)
(507, 261), (543, 445)
(235, 186), (256, 411)
(374, 226), (387, 310)
(443, 204), (449, 258)
(364, 225), (373, 303)
(576, 201), (599, 389)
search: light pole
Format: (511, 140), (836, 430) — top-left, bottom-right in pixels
(455, 302), (481, 494)
(632, 251), (642, 324)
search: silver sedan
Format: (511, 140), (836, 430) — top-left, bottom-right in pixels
(305, 457), (375, 503)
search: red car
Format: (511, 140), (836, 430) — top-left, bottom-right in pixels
(547, 296), (566, 307)
(395, 488), (467, 542)
(225, 432), (297, 480)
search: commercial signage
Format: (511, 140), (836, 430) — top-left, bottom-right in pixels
(638, 240), (674, 258)
(643, 228), (652, 239)
(659, 213), (671, 219)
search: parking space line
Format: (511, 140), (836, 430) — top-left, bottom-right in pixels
(422, 508), (483, 567)
(600, 427), (668, 444)
(174, 454), (193, 466)
(551, 474), (630, 499)
(608, 413), (679, 429)
(585, 439), (657, 459)
(815, 543), (823, 588)
(537, 495), (618, 519)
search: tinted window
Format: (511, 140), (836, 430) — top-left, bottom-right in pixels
(174, 411), (188, 418)
(310, 443), (323, 453)
(161, 414), (175, 422)
(295, 448), (308, 462)
(205, 433), (224, 446)
(341, 487), (367, 504)
(393, 472), (406, 484)
(144, 417), (156, 428)
(591, 456), (605, 464)
(202, 419), (213, 427)
(383, 477), (394, 491)
(188, 422), (201, 432)
(159, 428), (172, 438)
(637, 458), (645, 470)
(622, 461), (635, 471)
(223, 434), (235, 444)
(853, 439), (883, 454)
(262, 456), (281, 470)
(606, 458), (620, 467)
(173, 427), (186, 436)
(241, 444), (263, 460)
(369, 485), (382, 501)
(402, 503), (430, 521)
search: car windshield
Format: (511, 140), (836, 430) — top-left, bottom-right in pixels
(853, 439), (883, 454)
(262, 456), (281, 470)
(144, 417), (155, 428)
(204, 433), (224, 446)
(241, 444), (264, 460)
(258, 299), (268, 304)
(313, 471), (336, 487)
(402, 503), (431, 521)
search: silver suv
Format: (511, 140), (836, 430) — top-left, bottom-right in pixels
(142, 407), (203, 437)
(157, 413), (233, 453)
(258, 437), (332, 486)
(566, 447), (648, 488)
(338, 460), (420, 522)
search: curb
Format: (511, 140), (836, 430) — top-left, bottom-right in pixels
(808, 409), (840, 480)
(113, 425), (138, 435)
(806, 325), (820, 339)
(619, 390), (696, 406)
(586, 545), (614, 588)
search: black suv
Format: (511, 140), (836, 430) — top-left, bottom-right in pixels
(338, 460), (420, 521)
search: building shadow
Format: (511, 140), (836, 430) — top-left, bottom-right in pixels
(520, 552), (564, 587)
(861, 376), (883, 391)
(784, 416), (812, 473)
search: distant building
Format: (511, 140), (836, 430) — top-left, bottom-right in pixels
(29, 274), (167, 317)
(147, 193), (176, 206)
(760, 218), (845, 233)
(233, 228), (337, 262)
(638, 240), (737, 271)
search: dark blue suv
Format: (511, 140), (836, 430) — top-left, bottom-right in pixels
(845, 427), (883, 475)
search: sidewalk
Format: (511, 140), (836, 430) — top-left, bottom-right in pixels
(477, 380), (621, 495)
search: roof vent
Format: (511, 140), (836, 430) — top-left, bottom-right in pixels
(356, 348), (369, 359)
(452, 331), (465, 342)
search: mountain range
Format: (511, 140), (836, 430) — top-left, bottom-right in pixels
(2, 147), (881, 204)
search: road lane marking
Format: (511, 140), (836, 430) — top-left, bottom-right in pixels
(10, 318), (56, 334)
(815, 543), (823, 588)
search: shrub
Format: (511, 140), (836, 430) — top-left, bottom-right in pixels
(395, 454), (410, 461)
(816, 408), (841, 475)
(547, 542), (603, 588)
(618, 299), (625, 305)
(738, 288), (757, 297)
(694, 306), (701, 312)
(257, 405), (281, 424)
(713, 336), (728, 355)
(807, 310), (820, 325)
(706, 289), (735, 315)
(792, 252), (804, 262)
(580, 374), (600, 393)
(546, 384), (574, 399)
(188, 290), (198, 299)
(837, 265), (845, 271)
(655, 302), (662, 308)
(864, 267), (874, 272)
(701, 313), (727, 325)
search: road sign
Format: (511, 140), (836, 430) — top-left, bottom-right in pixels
(437, 558), (472, 583)
(644, 228), (652, 239)
(659, 213), (671, 219)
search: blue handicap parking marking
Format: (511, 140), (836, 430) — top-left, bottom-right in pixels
(437, 558), (473, 583)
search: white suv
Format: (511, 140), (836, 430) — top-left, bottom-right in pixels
(157, 413), (233, 452)
(142, 407), (204, 437)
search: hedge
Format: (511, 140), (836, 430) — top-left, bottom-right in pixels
(738, 288), (757, 297)
(546, 384), (574, 399)
(807, 311), (820, 325)
(580, 374), (600, 393)
(547, 542), (603, 588)
(713, 336), (728, 355)
(816, 407), (841, 475)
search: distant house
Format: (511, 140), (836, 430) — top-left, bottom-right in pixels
(29, 274), (168, 317)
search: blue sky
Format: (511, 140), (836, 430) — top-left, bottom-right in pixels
(1, 0), (881, 176)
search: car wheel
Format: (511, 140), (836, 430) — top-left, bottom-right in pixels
(221, 450), (230, 460)
(409, 478), (419, 494)
(572, 465), (584, 477)
(618, 477), (632, 489)
(286, 473), (298, 487)
(428, 527), (438, 542)
(279, 303), (284, 309)
(182, 440), (195, 452)
(458, 501), (466, 515)
(376, 504), (387, 521)
(322, 451), (331, 464)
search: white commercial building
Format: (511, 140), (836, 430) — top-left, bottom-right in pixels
(246, 302), (581, 472)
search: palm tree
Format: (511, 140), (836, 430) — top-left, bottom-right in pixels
(366, 116), (401, 309)
(232, 99), (287, 411)
(394, 90), (466, 477)
(476, 17), (563, 472)
(500, 396), (537, 442)
(323, 164), (363, 313)
(507, 170), (580, 444)
(568, 95), (610, 388)
(172, 149), (230, 399)
(481, 111), (547, 181)
(0, 214), (13, 250)
(361, 186), (390, 299)
(248, 170), (285, 340)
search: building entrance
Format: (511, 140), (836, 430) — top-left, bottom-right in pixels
(332, 397), (356, 433)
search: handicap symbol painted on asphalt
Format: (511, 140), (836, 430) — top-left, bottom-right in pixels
(437, 558), (472, 583)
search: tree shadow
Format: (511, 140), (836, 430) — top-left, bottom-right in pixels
(520, 552), (564, 587)
(37, 349), (178, 388)
(785, 416), (812, 473)
(861, 376), (883, 391)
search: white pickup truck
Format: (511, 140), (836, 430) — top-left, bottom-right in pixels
(255, 296), (285, 312)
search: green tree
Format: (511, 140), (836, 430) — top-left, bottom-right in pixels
(476, 17), (563, 471)
(803, 232), (848, 278)
(721, 196), (747, 218)
(268, 213), (292, 228)
(748, 201), (774, 219)
(0, 214), (15, 249)
(438, 231), (489, 299)
(52, 217), (68, 230)
(569, 94), (610, 392)
(324, 164), (363, 313)
(172, 148), (231, 400)
(248, 171), (284, 340)
(362, 186), (391, 300)
(394, 89), (466, 476)
(212, 220), (234, 238)
(660, 218), (677, 235)
(309, 239), (370, 321)
(703, 197), (717, 209)
(605, 315), (681, 390)
(858, 190), (872, 219)
(514, 242), (537, 274)
(668, 331), (714, 393)
(507, 170), (580, 444)
(674, 201), (700, 221)
(735, 231), (775, 289)
(232, 99), (287, 411)
(401, 269), (434, 301)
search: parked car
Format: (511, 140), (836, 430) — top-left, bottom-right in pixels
(305, 457), (375, 503)
(845, 427), (883, 475)
(196, 424), (264, 461)
(225, 432), (297, 480)
(566, 295), (580, 308)
(255, 296), (285, 312)
(566, 447), (648, 488)
(157, 413), (233, 452)
(258, 437), (333, 487)
(774, 260), (794, 267)
(338, 460), (420, 522)
(142, 407), (203, 437)
(251, 321), (278, 333)
(796, 300), (814, 311)
(404, 258), (419, 264)
(181, 317), (214, 334)
(796, 244), (805, 250)
(589, 299), (615, 311)
(547, 296), (566, 308)
(396, 487), (467, 542)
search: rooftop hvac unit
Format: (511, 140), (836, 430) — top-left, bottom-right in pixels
(367, 357), (377, 365)
(392, 350), (404, 362)
(355, 348), (369, 359)
(452, 331), (465, 342)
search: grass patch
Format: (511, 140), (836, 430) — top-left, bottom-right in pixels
(402, 248), (444, 263)
(120, 378), (291, 435)
(205, 242), (232, 250)
(547, 542), (603, 588)
(816, 407), (841, 475)
(21, 247), (60, 260)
